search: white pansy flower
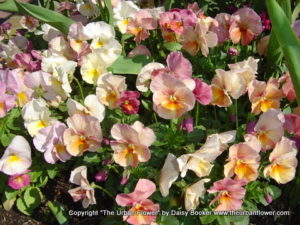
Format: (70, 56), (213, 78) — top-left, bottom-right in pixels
(0, 136), (31, 175)
(113, 0), (140, 33)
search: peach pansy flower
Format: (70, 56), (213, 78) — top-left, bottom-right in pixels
(264, 137), (298, 184)
(116, 179), (159, 225)
(224, 138), (261, 182)
(254, 109), (285, 151)
(96, 72), (127, 109)
(150, 74), (195, 119)
(248, 78), (284, 115)
(63, 114), (102, 156)
(110, 121), (155, 167)
(208, 178), (246, 211)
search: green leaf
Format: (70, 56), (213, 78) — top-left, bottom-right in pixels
(83, 152), (101, 165)
(0, 0), (74, 34)
(216, 216), (231, 225)
(0, 173), (8, 193)
(47, 167), (58, 179)
(16, 197), (31, 215)
(1, 133), (15, 147)
(164, 42), (182, 52)
(199, 215), (217, 224)
(104, 0), (113, 26)
(108, 55), (153, 75)
(159, 215), (180, 225)
(292, 2), (300, 22)
(47, 201), (69, 225)
(267, 185), (282, 200)
(233, 216), (249, 225)
(23, 187), (43, 211)
(266, 0), (300, 106)
(29, 170), (43, 183)
(4, 188), (19, 200)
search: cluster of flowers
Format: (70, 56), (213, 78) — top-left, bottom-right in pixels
(0, 0), (299, 225)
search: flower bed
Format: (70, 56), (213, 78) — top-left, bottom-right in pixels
(0, 0), (300, 224)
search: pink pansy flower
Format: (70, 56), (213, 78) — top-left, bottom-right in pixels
(193, 78), (212, 105)
(179, 116), (194, 133)
(210, 13), (231, 43)
(180, 22), (218, 57)
(207, 178), (246, 211)
(116, 179), (160, 225)
(284, 114), (300, 138)
(110, 121), (156, 168)
(0, 69), (33, 107)
(0, 82), (16, 118)
(67, 22), (90, 58)
(278, 72), (296, 102)
(224, 138), (261, 182)
(128, 45), (151, 58)
(159, 9), (197, 41)
(254, 109), (285, 151)
(264, 137), (298, 184)
(14, 53), (41, 72)
(150, 74), (195, 119)
(139, 52), (195, 92)
(68, 166), (96, 208)
(33, 121), (71, 164)
(127, 9), (157, 43)
(229, 7), (263, 45)
(116, 91), (140, 115)
(248, 78), (284, 115)
(0, 136), (31, 175)
(8, 170), (31, 190)
(63, 114), (102, 157)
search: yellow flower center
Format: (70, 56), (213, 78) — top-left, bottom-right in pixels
(8, 154), (21, 164)
(96, 41), (104, 48)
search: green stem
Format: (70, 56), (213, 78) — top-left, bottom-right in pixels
(91, 183), (115, 199)
(153, 113), (158, 124)
(73, 77), (84, 104)
(235, 99), (239, 130)
(195, 102), (200, 126)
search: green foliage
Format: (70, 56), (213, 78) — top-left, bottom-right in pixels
(266, 0), (300, 106)
(108, 55), (154, 74)
(47, 201), (69, 225)
(16, 187), (43, 215)
(0, 0), (74, 34)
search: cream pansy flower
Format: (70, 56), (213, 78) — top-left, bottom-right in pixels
(80, 52), (108, 84)
(67, 95), (105, 122)
(76, 0), (99, 18)
(22, 98), (56, 136)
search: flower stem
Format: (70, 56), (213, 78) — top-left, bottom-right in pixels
(91, 183), (115, 199)
(235, 99), (239, 130)
(195, 102), (200, 126)
(73, 77), (85, 104)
